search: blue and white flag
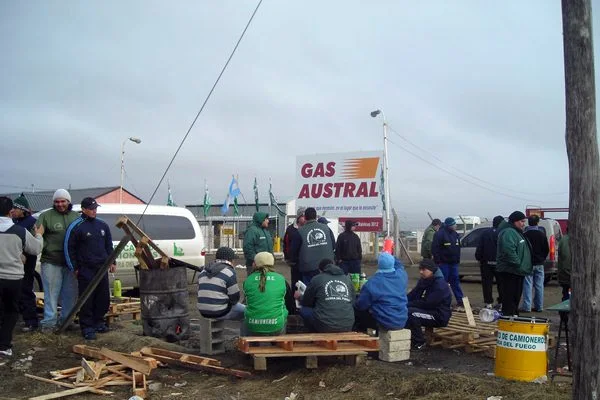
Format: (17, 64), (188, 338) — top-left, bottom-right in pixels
(221, 176), (241, 215)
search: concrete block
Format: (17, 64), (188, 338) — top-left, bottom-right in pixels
(380, 339), (411, 353)
(199, 316), (225, 355)
(380, 329), (411, 342)
(379, 349), (410, 362)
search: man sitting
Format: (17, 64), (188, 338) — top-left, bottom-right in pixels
(197, 247), (245, 320)
(297, 259), (355, 332)
(354, 253), (408, 332)
(406, 259), (452, 349)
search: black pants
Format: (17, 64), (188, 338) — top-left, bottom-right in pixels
(480, 262), (501, 305)
(0, 278), (22, 351)
(77, 265), (110, 334)
(19, 256), (38, 327)
(497, 272), (524, 316)
(561, 284), (571, 301)
(353, 307), (378, 332)
(406, 307), (443, 345)
(290, 264), (302, 288)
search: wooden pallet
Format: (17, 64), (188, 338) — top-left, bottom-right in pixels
(425, 312), (498, 358)
(106, 297), (141, 323)
(237, 332), (378, 370)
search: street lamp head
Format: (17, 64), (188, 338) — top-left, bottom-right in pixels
(370, 110), (381, 118)
(129, 137), (142, 144)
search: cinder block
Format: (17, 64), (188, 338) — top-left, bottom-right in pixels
(380, 329), (411, 342)
(379, 349), (410, 362)
(199, 316), (225, 355)
(380, 339), (411, 353)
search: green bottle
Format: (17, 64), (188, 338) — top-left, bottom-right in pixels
(112, 274), (122, 298)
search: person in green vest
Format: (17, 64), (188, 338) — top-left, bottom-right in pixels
(242, 212), (273, 272)
(242, 252), (294, 336)
(557, 228), (571, 301)
(421, 219), (441, 259)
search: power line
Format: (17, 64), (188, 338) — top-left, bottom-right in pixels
(139, 0), (263, 219)
(386, 138), (547, 203)
(387, 126), (567, 197)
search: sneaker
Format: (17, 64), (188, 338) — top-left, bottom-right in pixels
(454, 305), (465, 312)
(95, 325), (109, 333)
(412, 342), (427, 350)
(0, 348), (13, 358)
(83, 331), (97, 341)
(532, 308), (543, 313)
(494, 303), (503, 311)
(21, 325), (38, 333)
(519, 308), (532, 313)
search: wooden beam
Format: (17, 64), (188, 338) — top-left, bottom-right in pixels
(72, 345), (158, 369)
(99, 348), (154, 375)
(462, 297), (476, 327)
(24, 374), (112, 395)
(28, 386), (100, 400)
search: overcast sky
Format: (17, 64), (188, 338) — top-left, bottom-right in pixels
(2, 1), (597, 229)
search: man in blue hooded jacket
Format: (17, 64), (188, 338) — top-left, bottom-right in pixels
(432, 217), (464, 307)
(354, 253), (408, 332)
(406, 258), (452, 349)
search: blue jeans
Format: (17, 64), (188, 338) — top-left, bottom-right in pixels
(299, 306), (317, 331)
(40, 263), (78, 328)
(215, 303), (246, 321)
(521, 265), (544, 311)
(439, 263), (464, 305)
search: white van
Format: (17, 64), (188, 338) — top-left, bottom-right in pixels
(35, 204), (206, 288)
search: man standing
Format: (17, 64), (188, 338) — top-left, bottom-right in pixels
(36, 189), (79, 331)
(283, 208), (305, 285)
(294, 207), (335, 284)
(421, 219), (441, 259)
(496, 211), (533, 316)
(521, 215), (549, 312)
(242, 212), (273, 272)
(0, 197), (43, 357)
(65, 197), (115, 340)
(475, 215), (504, 309)
(11, 194), (40, 331)
(335, 220), (362, 275)
(432, 217), (464, 307)
(317, 216), (336, 251)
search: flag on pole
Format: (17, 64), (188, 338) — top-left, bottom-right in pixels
(167, 183), (176, 206)
(221, 175), (241, 215)
(268, 181), (286, 215)
(380, 161), (386, 212)
(202, 183), (211, 217)
(253, 177), (259, 212)
(233, 196), (239, 216)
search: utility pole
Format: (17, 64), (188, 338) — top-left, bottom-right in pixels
(561, 0), (600, 398)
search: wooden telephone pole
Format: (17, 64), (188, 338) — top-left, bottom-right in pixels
(562, 0), (600, 397)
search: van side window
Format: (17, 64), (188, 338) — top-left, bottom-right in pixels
(461, 228), (486, 248)
(99, 214), (196, 241)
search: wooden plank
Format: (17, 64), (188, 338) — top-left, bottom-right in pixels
(461, 297), (476, 327)
(24, 374), (112, 395)
(132, 372), (147, 398)
(248, 350), (368, 358)
(139, 347), (221, 366)
(245, 343), (373, 355)
(239, 332), (370, 343)
(100, 348), (154, 375)
(315, 340), (337, 350)
(28, 386), (97, 400)
(73, 345), (158, 369)
(277, 341), (294, 351)
(80, 358), (98, 380)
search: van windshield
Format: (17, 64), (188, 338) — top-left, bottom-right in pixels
(98, 214), (196, 241)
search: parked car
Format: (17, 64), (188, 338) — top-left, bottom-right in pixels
(34, 204), (206, 289)
(459, 218), (562, 284)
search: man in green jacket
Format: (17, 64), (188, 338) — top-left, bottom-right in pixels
(243, 212), (273, 271)
(36, 189), (80, 330)
(421, 219), (441, 259)
(495, 211), (532, 316)
(557, 229), (571, 301)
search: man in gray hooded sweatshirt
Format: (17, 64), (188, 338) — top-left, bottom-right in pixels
(197, 247), (245, 320)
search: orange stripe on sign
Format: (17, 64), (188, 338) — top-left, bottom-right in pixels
(340, 157), (380, 179)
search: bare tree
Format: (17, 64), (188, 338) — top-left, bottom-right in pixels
(562, 0), (600, 397)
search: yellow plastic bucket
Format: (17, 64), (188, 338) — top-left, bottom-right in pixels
(495, 316), (549, 381)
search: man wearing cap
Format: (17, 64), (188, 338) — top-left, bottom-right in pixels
(11, 194), (40, 331)
(335, 220), (362, 275)
(431, 217), (464, 308)
(406, 259), (452, 349)
(421, 218), (441, 260)
(197, 246), (245, 321)
(65, 197), (115, 340)
(475, 215), (504, 309)
(283, 208), (305, 286)
(0, 197), (43, 358)
(317, 216), (336, 252)
(242, 212), (273, 273)
(36, 189), (79, 330)
(496, 211), (532, 316)
(354, 253), (408, 332)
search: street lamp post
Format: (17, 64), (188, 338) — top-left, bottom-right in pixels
(370, 109), (391, 237)
(120, 137), (142, 204)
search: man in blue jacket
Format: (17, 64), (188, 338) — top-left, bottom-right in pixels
(65, 198), (115, 340)
(432, 217), (464, 308)
(354, 253), (408, 332)
(406, 258), (452, 349)
(475, 215), (504, 309)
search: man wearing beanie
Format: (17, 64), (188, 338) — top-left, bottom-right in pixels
(11, 194), (41, 331)
(36, 188), (79, 331)
(431, 217), (464, 308)
(197, 246), (245, 321)
(406, 259), (452, 349)
(421, 218), (441, 259)
(0, 197), (43, 357)
(475, 215), (504, 309)
(521, 215), (549, 312)
(354, 252), (408, 333)
(495, 211), (532, 316)
(283, 208), (306, 287)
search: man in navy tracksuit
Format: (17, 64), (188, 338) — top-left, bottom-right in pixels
(406, 259), (452, 349)
(431, 217), (464, 307)
(65, 198), (115, 340)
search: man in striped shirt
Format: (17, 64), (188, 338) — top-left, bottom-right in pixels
(197, 247), (245, 320)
